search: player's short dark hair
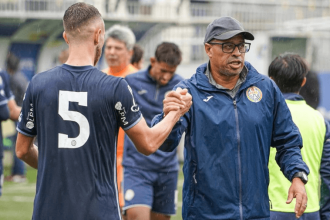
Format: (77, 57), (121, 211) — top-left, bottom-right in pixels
(63, 2), (101, 34)
(268, 53), (308, 93)
(6, 52), (20, 73)
(300, 70), (320, 109)
(131, 44), (144, 64)
(155, 42), (182, 66)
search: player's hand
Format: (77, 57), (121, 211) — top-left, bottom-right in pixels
(176, 87), (192, 116)
(286, 178), (307, 218)
(163, 87), (192, 117)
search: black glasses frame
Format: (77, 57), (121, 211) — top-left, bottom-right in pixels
(208, 42), (251, 53)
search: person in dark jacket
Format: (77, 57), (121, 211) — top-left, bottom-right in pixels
(152, 16), (309, 220)
(123, 42), (183, 220)
(4, 53), (28, 183)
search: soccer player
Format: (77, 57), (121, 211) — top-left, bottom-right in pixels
(268, 54), (330, 220)
(15, 3), (191, 220)
(123, 42), (183, 220)
(102, 24), (138, 209)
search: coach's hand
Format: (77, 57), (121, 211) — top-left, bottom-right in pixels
(286, 178), (307, 218)
(163, 87), (192, 117)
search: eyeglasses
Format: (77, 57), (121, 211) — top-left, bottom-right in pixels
(208, 42), (251, 53)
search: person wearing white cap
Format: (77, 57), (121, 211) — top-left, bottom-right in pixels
(151, 16), (309, 220)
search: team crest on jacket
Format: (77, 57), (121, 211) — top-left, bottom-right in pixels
(246, 86), (262, 103)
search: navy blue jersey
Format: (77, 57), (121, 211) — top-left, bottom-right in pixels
(17, 64), (142, 220)
(123, 66), (182, 172)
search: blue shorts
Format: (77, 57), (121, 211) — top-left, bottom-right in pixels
(123, 167), (178, 215)
(270, 211), (320, 220)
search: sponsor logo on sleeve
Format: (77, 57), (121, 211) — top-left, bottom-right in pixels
(115, 101), (128, 126)
(127, 85), (139, 112)
(25, 103), (35, 129)
(246, 86), (262, 103)
(26, 121), (34, 129)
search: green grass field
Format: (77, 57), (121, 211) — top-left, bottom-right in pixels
(0, 151), (184, 220)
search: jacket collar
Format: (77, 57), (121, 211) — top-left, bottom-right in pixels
(283, 93), (305, 101)
(190, 61), (263, 92)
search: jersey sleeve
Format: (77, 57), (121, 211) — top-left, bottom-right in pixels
(113, 79), (142, 130)
(16, 81), (37, 137)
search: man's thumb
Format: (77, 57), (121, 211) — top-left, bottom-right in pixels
(180, 88), (188, 95)
(286, 192), (293, 204)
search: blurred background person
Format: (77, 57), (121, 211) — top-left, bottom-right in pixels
(300, 70), (320, 110)
(102, 24), (137, 211)
(0, 64), (21, 194)
(131, 44), (144, 70)
(268, 53), (330, 220)
(0, 82), (10, 196)
(58, 48), (69, 64)
(2, 53), (26, 183)
(123, 42), (183, 220)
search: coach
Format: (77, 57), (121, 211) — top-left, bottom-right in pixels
(152, 16), (309, 220)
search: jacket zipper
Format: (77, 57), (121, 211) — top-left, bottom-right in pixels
(233, 99), (243, 220)
(155, 84), (159, 100)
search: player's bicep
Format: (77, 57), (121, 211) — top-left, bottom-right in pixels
(16, 132), (35, 156)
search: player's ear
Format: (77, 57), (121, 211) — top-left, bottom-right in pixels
(301, 77), (307, 87)
(94, 29), (101, 45)
(63, 31), (69, 44)
(150, 57), (156, 66)
(204, 43), (213, 58)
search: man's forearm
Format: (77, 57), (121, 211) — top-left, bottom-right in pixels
(16, 133), (38, 169)
(17, 144), (38, 169)
(126, 111), (182, 156)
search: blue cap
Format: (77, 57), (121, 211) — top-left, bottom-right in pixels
(204, 16), (254, 43)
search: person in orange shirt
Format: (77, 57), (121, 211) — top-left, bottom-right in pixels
(102, 24), (138, 211)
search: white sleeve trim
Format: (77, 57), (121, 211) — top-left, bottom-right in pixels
(123, 114), (143, 131)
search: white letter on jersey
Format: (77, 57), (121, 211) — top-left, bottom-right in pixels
(58, 91), (90, 148)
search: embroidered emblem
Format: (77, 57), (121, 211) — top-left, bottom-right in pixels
(246, 86), (262, 103)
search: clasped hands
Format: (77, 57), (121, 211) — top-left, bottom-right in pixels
(163, 87), (192, 117)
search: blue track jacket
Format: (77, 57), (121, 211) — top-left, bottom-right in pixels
(152, 62), (310, 220)
(123, 66), (182, 172)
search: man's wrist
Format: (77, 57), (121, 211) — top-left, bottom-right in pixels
(292, 171), (308, 184)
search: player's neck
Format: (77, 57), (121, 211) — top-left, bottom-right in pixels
(65, 45), (95, 66)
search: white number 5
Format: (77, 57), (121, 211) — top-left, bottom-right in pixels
(58, 91), (90, 148)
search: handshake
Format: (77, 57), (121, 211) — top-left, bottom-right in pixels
(163, 87), (192, 118)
